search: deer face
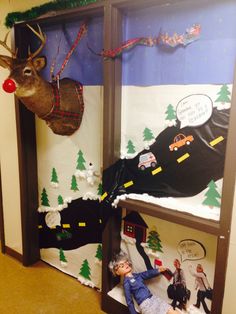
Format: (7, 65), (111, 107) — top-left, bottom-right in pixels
(1, 56), (46, 97)
(0, 24), (47, 97)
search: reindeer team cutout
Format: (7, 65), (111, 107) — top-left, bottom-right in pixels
(0, 24), (84, 136)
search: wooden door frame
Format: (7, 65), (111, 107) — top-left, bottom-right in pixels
(8, 1), (236, 314)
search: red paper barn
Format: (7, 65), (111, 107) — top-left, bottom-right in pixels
(123, 211), (148, 243)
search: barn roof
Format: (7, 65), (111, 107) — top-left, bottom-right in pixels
(123, 211), (148, 228)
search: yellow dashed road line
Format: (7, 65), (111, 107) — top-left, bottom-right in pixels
(124, 181), (134, 188)
(101, 192), (108, 201)
(152, 166), (162, 175)
(177, 153), (190, 163)
(210, 136), (224, 147)
(62, 224), (70, 228)
(78, 222), (86, 227)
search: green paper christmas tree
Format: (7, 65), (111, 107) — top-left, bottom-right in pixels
(51, 167), (59, 184)
(143, 127), (155, 142)
(59, 248), (67, 263)
(41, 188), (50, 206)
(202, 180), (221, 208)
(215, 85), (231, 105)
(126, 140), (136, 154)
(71, 175), (79, 191)
(97, 183), (103, 196)
(147, 228), (163, 253)
(76, 150), (86, 170)
(58, 195), (64, 205)
(79, 259), (91, 280)
(95, 244), (102, 261)
(165, 104), (176, 122)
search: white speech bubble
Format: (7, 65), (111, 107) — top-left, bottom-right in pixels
(176, 94), (213, 128)
(177, 239), (206, 262)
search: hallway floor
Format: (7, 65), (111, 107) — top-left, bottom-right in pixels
(0, 252), (105, 314)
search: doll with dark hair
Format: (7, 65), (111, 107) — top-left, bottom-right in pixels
(109, 251), (178, 314)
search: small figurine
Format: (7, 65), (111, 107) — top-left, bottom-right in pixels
(109, 251), (178, 314)
(75, 162), (100, 186)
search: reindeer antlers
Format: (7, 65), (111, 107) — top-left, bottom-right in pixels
(0, 31), (17, 58)
(27, 24), (46, 60)
(0, 24), (46, 60)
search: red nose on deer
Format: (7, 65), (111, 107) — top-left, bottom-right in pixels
(2, 78), (16, 93)
(0, 24), (84, 136)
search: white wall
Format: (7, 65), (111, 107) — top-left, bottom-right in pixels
(222, 181), (236, 313)
(0, 0), (235, 312)
(0, 0), (48, 253)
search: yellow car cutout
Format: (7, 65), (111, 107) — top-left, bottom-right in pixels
(169, 133), (194, 151)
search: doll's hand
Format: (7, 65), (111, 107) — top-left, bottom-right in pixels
(158, 266), (167, 273)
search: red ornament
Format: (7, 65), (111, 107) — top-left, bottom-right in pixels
(2, 79), (16, 93)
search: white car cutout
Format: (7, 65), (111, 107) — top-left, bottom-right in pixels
(138, 152), (157, 170)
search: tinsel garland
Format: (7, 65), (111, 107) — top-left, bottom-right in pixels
(5, 0), (99, 28)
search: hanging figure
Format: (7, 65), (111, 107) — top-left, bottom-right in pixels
(109, 251), (178, 314)
(189, 264), (211, 314)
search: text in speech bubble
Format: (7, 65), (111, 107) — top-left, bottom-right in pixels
(176, 94), (213, 128)
(177, 239), (206, 262)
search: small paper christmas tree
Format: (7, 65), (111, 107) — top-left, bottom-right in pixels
(58, 195), (64, 205)
(59, 248), (67, 264)
(97, 183), (103, 196)
(143, 127), (155, 142)
(165, 104), (176, 125)
(215, 84), (231, 106)
(51, 167), (59, 184)
(202, 180), (221, 208)
(147, 228), (163, 253)
(41, 188), (50, 206)
(76, 150), (86, 170)
(71, 175), (79, 192)
(79, 259), (91, 280)
(126, 140), (136, 154)
(95, 244), (102, 261)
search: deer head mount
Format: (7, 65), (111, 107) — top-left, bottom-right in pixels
(0, 25), (84, 136)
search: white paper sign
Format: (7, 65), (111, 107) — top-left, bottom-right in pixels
(176, 94), (213, 128)
(177, 239), (206, 262)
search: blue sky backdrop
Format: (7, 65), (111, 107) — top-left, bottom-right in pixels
(30, 0), (236, 86)
(122, 0), (236, 85)
(36, 17), (104, 85)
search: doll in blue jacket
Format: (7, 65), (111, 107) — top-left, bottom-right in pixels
(109, 252), (178, 314)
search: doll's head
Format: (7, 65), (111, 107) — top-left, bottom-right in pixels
(108, 251), (132, 276)
(196, 263), (203, 273)
(174, 258), (181, 269)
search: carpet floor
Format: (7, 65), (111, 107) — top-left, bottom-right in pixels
(0, 252), (105, 314)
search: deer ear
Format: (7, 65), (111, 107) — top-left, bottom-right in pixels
(0, 55), (13, 69)
(33, 56), (47, 71)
